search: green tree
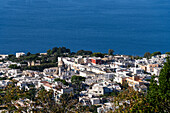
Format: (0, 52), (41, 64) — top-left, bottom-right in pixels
(26, 52), (31, 56)
(151, 51), (161, 56)
(134, 56), (143, 59)
(54, 78), (69, 86)
(146, 76), (159, 112)
(0, 77), (7, 80)
(144, 52), (151, 59)
(7, 54), (17, 62)
(121, 81), (129, 89)
(165, 52), (170, 55)
(47, 49), (51, 55)
(91, 52), (105, 58)
(35, 89), (55, 112)
(71, 75), (86, 83)
(113, 88), (151, 113)
(76, 50), (92, 55)
(8, 64), (20, 69)
(108, 49), (114, 55)
(71, 75), (86, 92)
(59, 93), (77, 112)
(147, 57), (170, 112)
(25, 54), (38, 61)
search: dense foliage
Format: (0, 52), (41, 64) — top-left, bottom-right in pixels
(144, 52), (151, 59)
(71, 75), (86, 92)
(151, 51), (161, 56)
(47, 47), (71, 56)
(54, 78), (69, 86)
(108, 49), (114, 55)
(0, 77), (7, 80)
(76, 50), (93, 55)
(71, 75), (86, 83)
(8, 64), (21, 69)
(147, 57), (170, 112)
(91, 52), (105, 58)
(166, 52), (170, 55)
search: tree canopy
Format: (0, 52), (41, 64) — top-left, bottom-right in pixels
(54, 78), (69, 86)
(144, 52), (151, 59)
(108, 49), (114, 55)
(76, 50), (93, 56)
(71, 75), (86, 83)
(151, 51), (161, 56)
(9, 64), (21, 69)
(165, 52), (170, 55)
(47, 47), (71, 55)
(26, 52), (31, 56)
(91, 52), (105, 58)
(147, 57), (170, 112)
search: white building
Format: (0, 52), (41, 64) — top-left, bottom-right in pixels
(0, 54), (8, 60)
(97, 102), (114, 113)
(130, 67), (144, 75)
(153, 67), (162, 76)
(90, 98), (100, 105)
(43, 67), (58, 74)
(88, 83), (112, 96)
(16, 52), (25, 58)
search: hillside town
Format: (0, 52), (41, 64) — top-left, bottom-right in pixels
(0, 49), (169, 113)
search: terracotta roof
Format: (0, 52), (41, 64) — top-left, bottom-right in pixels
(44, 83), (52, 88)
(40, 81), (49, 84)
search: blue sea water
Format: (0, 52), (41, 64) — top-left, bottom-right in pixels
(0, 0), (170, 56)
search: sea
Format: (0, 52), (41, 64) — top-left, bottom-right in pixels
(0, 0), (170, 56)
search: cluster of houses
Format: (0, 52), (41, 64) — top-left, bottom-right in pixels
(0, 53), (169, 113)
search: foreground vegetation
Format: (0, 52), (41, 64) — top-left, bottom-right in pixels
(112, 57), (170, 113)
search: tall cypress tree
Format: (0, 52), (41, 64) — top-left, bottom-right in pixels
(158, 57), (170, 112)
(147, 57), (170, 112)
